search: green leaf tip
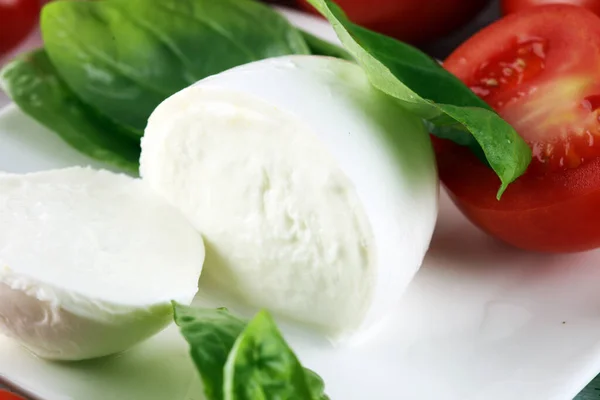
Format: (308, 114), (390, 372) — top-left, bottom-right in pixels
(306, 0), (532, 199)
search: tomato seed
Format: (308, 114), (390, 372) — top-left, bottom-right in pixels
(468, 38), (546, 109)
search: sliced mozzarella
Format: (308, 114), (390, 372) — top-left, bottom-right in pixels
(140, 55), (438, 341)
(0, 167), (205, 360)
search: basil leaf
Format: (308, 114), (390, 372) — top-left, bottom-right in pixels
(304, 368), (330, 400)
(41, 0), (311, 131)
(299, 29), (353, 61)
(173, 303), (328, 400)
(306, 0), (532, 198)
(173, 303), (246, 400)
(223, 310), (314, 400)
(0, 49), (140, 174)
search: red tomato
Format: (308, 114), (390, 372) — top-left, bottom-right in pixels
(438, 4), (600, 253)
(297, 0), (490, 44)
(0, 0), (40, 56)
(0, 390), (26, 400)
(502, 0), (600, 16)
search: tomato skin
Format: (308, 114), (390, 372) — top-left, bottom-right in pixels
(440, 5), (600, 253)
(0, 390), (26, 400)
(502, 0), (600, 17)
(435, 137), (600, 253)
(297, 0), (490, 44)
(0, 0), (40, 57)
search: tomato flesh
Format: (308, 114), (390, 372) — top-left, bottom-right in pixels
(465, 34), (600, 175)
(467, 38), (547, 108)
(440, 4), (600, 252)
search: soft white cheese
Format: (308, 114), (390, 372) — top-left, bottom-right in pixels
(140, 55), (438, 341)
(0, 167), (205, 360)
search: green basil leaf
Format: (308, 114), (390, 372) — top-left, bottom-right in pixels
(41, 0), (311, 131)
(0, 49), (140, 174)
(223, 310), (314, 400)
(299, 29), (353, 61)
(173, 304), (328, 400)
(306, 0), (532, 198)
(173, 303), (246, 400)
(304, 368), (330, 400)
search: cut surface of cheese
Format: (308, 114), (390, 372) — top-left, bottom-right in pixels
(141, 55), (438, 341)
(0, 167), (205, 360)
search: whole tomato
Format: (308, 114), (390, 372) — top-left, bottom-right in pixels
(0, 0), (40, 57)
(502, 0), (600, 16)
(298, 0), (490, 44)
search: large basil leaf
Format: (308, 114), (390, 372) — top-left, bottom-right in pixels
(0, 49), (140, 174)
(223, 311), (315, 400)
(173, 303), (328, 400)
(306, 0), (532, 198)
(41, 0), (311, 131)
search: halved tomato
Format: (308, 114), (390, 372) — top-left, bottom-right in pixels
(438, 4), (600, 253)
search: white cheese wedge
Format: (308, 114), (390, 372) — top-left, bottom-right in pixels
(140, 55), (438, 341)
(0, 167), (205, 360)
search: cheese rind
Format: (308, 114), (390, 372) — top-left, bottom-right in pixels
(141, 55), (438, 340)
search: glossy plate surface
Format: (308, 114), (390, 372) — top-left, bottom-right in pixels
(1, 8), (600, 400)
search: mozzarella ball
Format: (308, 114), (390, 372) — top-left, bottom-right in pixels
(140, 55), (438, 341)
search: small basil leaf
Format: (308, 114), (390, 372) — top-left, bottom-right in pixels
(41, 0), (311, 131)
(173, 304), (328, 400)
(173, 303), (246, 400)
(0, 49), (140, 174)
(223, 310), (314, 400)
(306, 0), (532, 198)
(304, 368), (330, 400)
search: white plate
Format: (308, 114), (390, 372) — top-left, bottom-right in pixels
(1, 7), (600, 400)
